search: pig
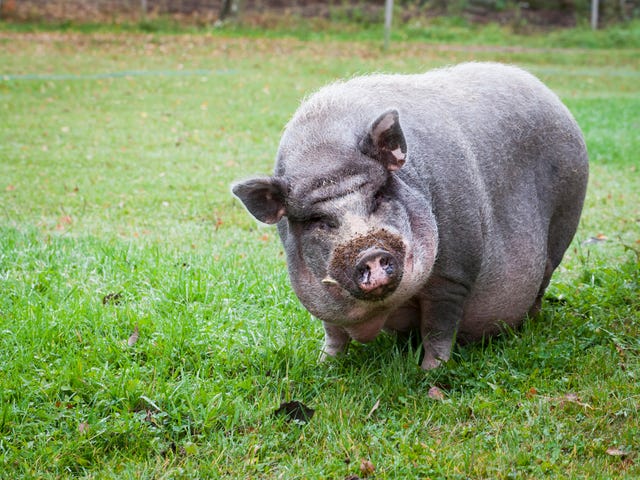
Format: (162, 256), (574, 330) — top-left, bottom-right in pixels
(232, 62), (588, 370)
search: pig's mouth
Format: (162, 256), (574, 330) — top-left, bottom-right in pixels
(326, 229), (405, 302)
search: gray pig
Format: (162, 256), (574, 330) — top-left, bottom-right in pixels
(232, 62), (588, 370)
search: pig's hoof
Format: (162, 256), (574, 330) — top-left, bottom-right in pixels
(319, 345), (348, 362)
(318, 351), (331, 363)
(421, 339), (452, 370)
(421, 355), (443, 371)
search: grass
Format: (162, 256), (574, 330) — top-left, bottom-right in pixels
(1, 23), (639, 478)
(3, 15), (640, 49)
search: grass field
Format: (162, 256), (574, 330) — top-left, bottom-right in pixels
(1, 23), (639, 479)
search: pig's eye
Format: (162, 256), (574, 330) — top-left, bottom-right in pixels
(306, 216), (336, 232)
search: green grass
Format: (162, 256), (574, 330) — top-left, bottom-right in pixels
(3, 16), (640, 49)
(1, 26), (639, 478)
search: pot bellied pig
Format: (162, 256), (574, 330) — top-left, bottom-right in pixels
(232, 62), (588, 370)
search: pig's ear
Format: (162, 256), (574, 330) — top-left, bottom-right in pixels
(359, 109), (407, 171)
(232, 177), (287, 224)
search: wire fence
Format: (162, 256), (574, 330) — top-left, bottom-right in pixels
(0, 0), (637, 25)
(0, 1), (334, 23)
(1, 1), (217, 21)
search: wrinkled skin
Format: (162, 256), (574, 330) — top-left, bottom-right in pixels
(232, 62), (588, 370)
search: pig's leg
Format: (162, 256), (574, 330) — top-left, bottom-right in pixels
(528, 258), (554, 317)
(419, 281), (468, 370)
(319, 322), (350, 361)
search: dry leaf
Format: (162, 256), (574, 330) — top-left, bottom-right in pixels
(428, 386), (445, 400)
(102, 292), (123, 305)
(78, 422), (89, 434)
(55, 215), (73, 230)
(359, 459), (375, 477)
(273, 401), (314, 424)
(127, 324), (139, 347)
(583, 234), (608, 245)
(606, 447), (628, 457)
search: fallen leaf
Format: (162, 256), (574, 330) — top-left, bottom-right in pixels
(428, 386), (445, 400)
(606, 447), (628, 457)
(5, 184), (15, 191)
(273, 401), (314, 424)
(55, 215), (73, 230)
(102, 292), (123, 305)
(583, 234), (608, 245)
(78, 422), (89, 434)
(526, 387), (538, 399)
(359, 459), (375, 477)
(127, 324), (139, 347)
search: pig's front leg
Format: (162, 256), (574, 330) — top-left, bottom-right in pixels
(319, 322), (351, 361)
(419, 280), (468, 370)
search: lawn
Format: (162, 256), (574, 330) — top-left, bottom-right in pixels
(0, 24), (639, 479)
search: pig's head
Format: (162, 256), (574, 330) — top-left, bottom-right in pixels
(232, 108), (438, 341)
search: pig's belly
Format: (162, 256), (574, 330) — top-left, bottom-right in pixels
(383, 302), (421, 333)
(459, 253), (546, 339)
(383, 238), (547, 339)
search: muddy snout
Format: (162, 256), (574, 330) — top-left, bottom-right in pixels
(327, 229), (405, 301)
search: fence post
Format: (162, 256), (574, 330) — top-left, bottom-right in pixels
(141, 0), (147, 19)
(591, 0), (599, 29)
(384, 0), (393, 50)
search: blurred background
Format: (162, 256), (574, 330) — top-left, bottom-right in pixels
(1, 0), (638, 29)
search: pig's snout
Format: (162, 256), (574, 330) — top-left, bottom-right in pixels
(328, 229), (406, 302)
(352, 248), (402, 300)
(355, 249), (396, 293)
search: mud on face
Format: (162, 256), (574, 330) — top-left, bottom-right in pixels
(328, 228), (406, 301)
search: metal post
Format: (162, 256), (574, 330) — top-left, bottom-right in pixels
(591, 0), (599, 30)
(384, 0), (393, 50)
